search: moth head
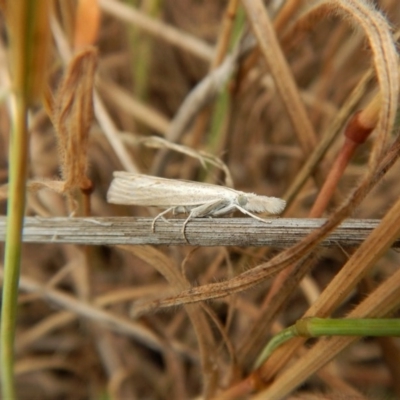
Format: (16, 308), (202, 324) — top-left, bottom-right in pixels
(243, 194), (286, 214)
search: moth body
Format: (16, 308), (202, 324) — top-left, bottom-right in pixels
(107, 172), (286, 241)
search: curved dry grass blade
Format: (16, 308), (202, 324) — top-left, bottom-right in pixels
(310, 0), (399, 166)
(139, 136), (233, 186)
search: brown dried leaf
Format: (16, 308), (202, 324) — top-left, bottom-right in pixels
(53, 46), (98, 193)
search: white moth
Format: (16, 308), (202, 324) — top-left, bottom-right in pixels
(107, 172), (286, 240)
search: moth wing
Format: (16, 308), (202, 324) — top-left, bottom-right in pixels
(107, 172), (234, 208)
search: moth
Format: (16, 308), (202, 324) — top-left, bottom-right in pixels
(107, 172), (286, 241)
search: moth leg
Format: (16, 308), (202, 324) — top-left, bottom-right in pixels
(209, 203), (236, 216)
(151, 207), (174, 232)
(181, 199), (230, 242)
(234, 205), (273, 224)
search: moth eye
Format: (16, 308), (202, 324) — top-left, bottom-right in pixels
(237, 194), (248, 206)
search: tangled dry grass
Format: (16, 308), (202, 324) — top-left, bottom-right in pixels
(1, 0), (400, 399)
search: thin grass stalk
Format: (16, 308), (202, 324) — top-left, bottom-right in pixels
(1, 92), (28, 400)
(1, 2), (50, 398)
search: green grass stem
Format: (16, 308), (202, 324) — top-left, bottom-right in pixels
(254, 318), (400, 369)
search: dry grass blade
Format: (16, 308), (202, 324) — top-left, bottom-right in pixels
(242, 0), (317, 154)
(99, 0), (214, 61)
(139, 135), (233, 186)
(0, 217), (397, 248)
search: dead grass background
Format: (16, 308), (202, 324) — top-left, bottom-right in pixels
(1, 0), (400, 399)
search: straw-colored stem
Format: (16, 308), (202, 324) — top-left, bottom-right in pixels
(1, 94), (29, 400)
